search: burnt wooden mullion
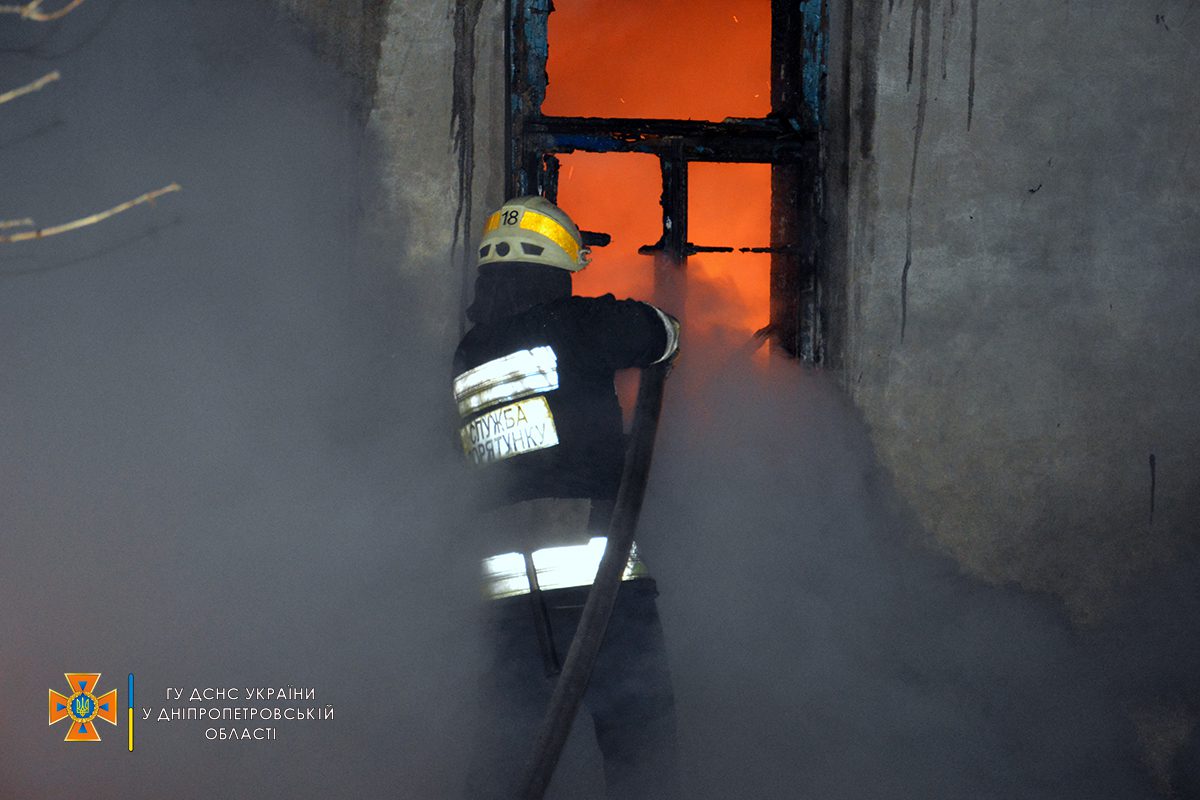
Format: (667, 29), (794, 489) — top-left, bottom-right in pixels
(771, 0), (818, 361)
(650, 153), (689, 321)
(661, 155), (688, 265)
(540, 153), (560, 204)
(527, 116), (811, 163)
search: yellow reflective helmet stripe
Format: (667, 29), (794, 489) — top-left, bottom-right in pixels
(477, 197), (587, 271)
(518, 209), (581, 266)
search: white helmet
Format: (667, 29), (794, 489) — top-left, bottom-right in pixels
(477, 196), (591, 272)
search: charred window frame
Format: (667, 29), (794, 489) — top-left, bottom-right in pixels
(506, 0), (828, 363)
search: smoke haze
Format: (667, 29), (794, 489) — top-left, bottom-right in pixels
(2, 2), (481, 796)
(2, 2), (1197, 799)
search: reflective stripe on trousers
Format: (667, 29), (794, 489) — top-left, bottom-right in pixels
(482, 537), (649, 600)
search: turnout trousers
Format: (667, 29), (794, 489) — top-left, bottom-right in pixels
(466, 578), (682, 800)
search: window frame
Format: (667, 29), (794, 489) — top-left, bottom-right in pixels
(506, 0), (828, 362)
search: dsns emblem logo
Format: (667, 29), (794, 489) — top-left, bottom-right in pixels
(49, 673), (118, 742)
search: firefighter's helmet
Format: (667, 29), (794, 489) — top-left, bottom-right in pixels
(477, 196), (590, 272)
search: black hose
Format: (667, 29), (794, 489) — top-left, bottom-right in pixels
(517, 362), (670, 800)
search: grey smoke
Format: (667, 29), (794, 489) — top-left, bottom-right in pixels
(644, 351), (1176, 799)
(2, 2), (1197, 799)
(2, 2), (480, 796)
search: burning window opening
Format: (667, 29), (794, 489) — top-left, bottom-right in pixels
(541, 0), (771, 122)
(508, 0), (828, 363)
(685, 162), (773, 345)
(543, 0), (773, 338)
(554, 151), (660, 305)
(506, 0), (825, 362)
(555, 153), (772, 350)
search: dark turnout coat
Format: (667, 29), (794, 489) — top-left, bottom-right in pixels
(452, 293), (676, 510)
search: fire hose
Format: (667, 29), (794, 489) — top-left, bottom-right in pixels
(517, 361), (671, 800)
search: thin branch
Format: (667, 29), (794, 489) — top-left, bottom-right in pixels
(0, 183), (181, 244)
(0, 0), (87, 21)
(0, 71), (60, 107)
(0, 218), (35, 230)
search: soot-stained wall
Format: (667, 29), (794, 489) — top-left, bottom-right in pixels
(272, 0), (388, 111)
(271, 0), (506, 353)
(830, 0), (1200, 622)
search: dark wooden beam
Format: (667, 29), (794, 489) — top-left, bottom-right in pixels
(525, 115), (813, 163)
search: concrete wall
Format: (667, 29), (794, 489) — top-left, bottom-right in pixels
(275, 0), (505, 355)
(831, 0), (1200, 621)
(273, 0), (387, 110)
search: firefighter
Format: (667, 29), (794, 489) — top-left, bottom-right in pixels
(453, 196), (682, 799)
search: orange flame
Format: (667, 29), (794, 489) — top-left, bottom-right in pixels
(543, 0), (771, 121)
(546, 1), (773, 348)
